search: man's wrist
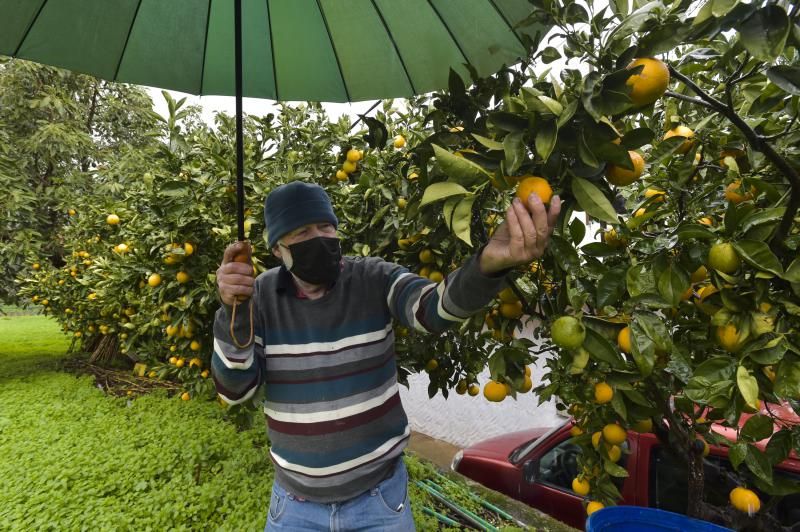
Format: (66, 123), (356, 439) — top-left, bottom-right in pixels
(477, 248), (510, 278)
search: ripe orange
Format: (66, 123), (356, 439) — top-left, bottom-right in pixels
(717, 323), (743, 353)
(572, 477), (591, 496)
(617, 326), (632, 354)
(586, 501), (605, 516)
(190, 340), (201, 351)
(663, 125), (695, 154)
(189, 357), (202, 368)
(551, 316), (586, 349)
(515, 176), (553, 205)
(708, 242), (740, 274)
(106, 214), (120, 225)
(592, 431), (603, 449)
(346, 149), (362, 163)
(184, 242), (194, 256)
(525, 365), (531, 377)
(602, 424), (627, 445)
(342, 160), (357, 174)
(518, 375), (533, 393)
(393, 135), (406, 148)
(397, 197), (407, 209)
(336, 170), (348, 181)
(424, 359), (439, 372)
(483, 380), (508, 402)
(730, 487), (761, 514)
(419, 266), (432, 278)
(148, 273), (162, 287)
(169, 356), (178, 365)
(594, 382), (614, 404)
(724, 180), (755, 203)
(500, 301), (524, 319)
(698, 217), (713, 226)
(570, 425), (584, 437)
(180, 392), (190, 401)
(626, 58), (670, 106)
(201, 369), (209, 378)
(175, 358), (185, 368)
(176, 271), (190, 284)
(606, 151), (645, 186)
(166, 324), (178, 337)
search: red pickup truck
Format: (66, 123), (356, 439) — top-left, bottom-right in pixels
(452, 408), (800, 530)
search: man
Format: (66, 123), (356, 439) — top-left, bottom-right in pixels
(213, 181), (560, 531)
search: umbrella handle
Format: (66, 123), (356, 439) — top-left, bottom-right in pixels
(229, 242), (254, 348)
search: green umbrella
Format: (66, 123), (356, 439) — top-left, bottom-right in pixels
(1, 0), (545, 239)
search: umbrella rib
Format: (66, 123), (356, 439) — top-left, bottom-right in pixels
(486, 0), (528, 50)
(369, 0), (416, 95)
(198, 0), (213, 94)
(12, 0), (48, 56)
(425, 0), (472, 69)
(266, 0), (279, 100)
(315, 0), (351, 102)
(112, 0), (144, 82)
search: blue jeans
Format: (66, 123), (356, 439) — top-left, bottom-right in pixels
(265, 458), (415, 531)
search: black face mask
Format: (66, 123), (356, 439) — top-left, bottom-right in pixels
(282, 236), (342, 286)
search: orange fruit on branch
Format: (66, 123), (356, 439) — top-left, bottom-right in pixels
(663, 125), (695, 154)
(626, 57), (670, 106)
(515, 176), (553, 205)
(606, 151), (645, 186)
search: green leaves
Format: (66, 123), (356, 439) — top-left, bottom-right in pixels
(739, 5), (790, 61)
(571, 177), (619, 224)
(767, 66), (800, 95)
(733, 240), (784, 278)
(737, 365), (759, 411)
(432, 144), (489, 186)
(443, 195), (475, 246)
(740, 414), (774, 442)
(420, 182), (469, 206)
(534, 120), (557, 162)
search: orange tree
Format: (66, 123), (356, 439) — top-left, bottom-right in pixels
(11, 1), (800, 524)
(360, 1), (799, 528)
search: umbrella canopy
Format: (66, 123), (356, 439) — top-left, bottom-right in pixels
(0, 0), (545, 103)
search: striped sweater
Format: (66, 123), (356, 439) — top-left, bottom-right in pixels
(211, 253), (507, 502)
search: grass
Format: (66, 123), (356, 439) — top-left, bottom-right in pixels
(0, 312), (576, 531)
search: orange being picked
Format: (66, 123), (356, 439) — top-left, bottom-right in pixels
(606, 151), (645, 186)
(515, 176), (553, 205)
(626, 58), (670, 106)
(663, 125), (695, 154)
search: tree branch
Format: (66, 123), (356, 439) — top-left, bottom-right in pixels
(664, 90), (716, 110)
(668, 64), (800, 254)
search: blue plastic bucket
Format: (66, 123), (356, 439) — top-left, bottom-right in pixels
(586, 506), (732, 531)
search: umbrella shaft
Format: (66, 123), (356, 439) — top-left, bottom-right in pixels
(235, 0), (245, 243)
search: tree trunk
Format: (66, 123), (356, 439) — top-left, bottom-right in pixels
(686, 450), (705, 519)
